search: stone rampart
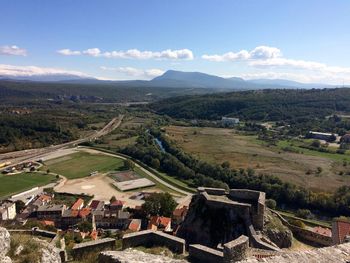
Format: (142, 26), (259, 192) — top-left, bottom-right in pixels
(223, 235), (249, 263)
(189, 244), (223, 263)
(72, 238), (116, 259)
(122, 230), (185, 254)
(270, 209), (332, 247)
(229, 189), (265, 230)
(198, 187), (227, 195)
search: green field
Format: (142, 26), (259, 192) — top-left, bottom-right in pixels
(165, 125), (350, 192)
(0, 172), (56, 198)
(44, 152), (124, 179)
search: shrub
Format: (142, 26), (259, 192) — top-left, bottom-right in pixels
(296, 209), (313, 219)
(266, 199), (277, 209)
(289, 219), (306, 228)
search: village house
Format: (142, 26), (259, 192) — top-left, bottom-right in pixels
(61, 208), (93, 229)
(89, 200), (105, 211)
(221, 117), (240, 126)
(148, 216), (172, 232)
(332, 219), (350, 244)
(33, 194), (53, 207)
(71, 198), (84, 210)
(110, 200), (125, 211)
(16, 193), (53, 223)
(94, 209), (131, 229)
(37, 204), (66, 221)
(173, 206), (188, 225)
(308, 131), (337, 141)
(0, 201), (16, 221)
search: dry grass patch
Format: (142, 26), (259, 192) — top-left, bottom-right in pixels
(165, 126), (350, 192)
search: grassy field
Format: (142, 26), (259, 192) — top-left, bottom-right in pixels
(44, 152), (124, 179)
(0, 172), (56, 198)
(164, 125), (350, 192)
(44, 150), (183, 195)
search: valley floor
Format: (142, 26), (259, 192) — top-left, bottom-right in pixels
(165, 125), (350, 192)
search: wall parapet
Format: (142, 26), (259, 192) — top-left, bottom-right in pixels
(122, 230), (185, 254)
(189, 244), (223, 263)
(72, 238), (116, 259)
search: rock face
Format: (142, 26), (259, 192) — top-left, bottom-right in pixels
(263, 210), (293, 248)
(98, 250), (188, 263)
(39, 240), (61, 263)
(0, 227), (60, 263)
(239, 242), (350, 263)
(0, 227), (12, 263)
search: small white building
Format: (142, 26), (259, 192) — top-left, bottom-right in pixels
(221, 117), (240, 126)
(308, 131), (338, 141)
(0, 201), (16, 221)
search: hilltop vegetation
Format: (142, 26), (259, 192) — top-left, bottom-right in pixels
(152, 88), (350, 121)
(0, 80), (221, 103)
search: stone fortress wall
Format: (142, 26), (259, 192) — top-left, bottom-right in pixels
(72, 238), (116, 259)
(270, 209), (333, 246)
(196, 187), (278, 251)
(122, 230), (186, 254)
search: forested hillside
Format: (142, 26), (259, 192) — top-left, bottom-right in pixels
(152, 88), (350, 121)
(0, 80), (220, 103)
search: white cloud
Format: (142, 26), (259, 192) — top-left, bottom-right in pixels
(100, 66), (164, 79)
(83, 48), (101, 57)
(0, 64), (89, 77)
(236, 71), (350, 85)
(249, 58), (350, 74)
(57, 49), (81, 56)
(202, 46), (281, 62)
(203, 45), (350, 84)
(58, 48), (194, 60)
(0, 45), (27, 56)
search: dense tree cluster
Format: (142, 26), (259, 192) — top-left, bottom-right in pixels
(141, 192), (177, 217)
(0, 115), (74, 147)
(152, 89), (350, 127)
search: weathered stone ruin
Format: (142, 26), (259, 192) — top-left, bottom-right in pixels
(177, 187), (282, 253)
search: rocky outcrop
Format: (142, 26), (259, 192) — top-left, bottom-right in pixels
(0, 227), (60, 263)
(98, 249), (188, 263)
(0, 227), (12, 263)
(263, 210), (293, 248)
(37, 238), (61, 263)
(239, 242), (350, 263)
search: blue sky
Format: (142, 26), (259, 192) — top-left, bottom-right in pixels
(1, 0), (350, 83)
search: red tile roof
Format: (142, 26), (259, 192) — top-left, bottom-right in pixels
(128, 219), (141, 232)
(111, 200), (125, 207)
(313, 226), (332, 237)
(173, 206), (188, 217)
(71, 198), (84, 210)
(65, 209), (79, 218)
(90, 230), (98, 240)
(37, 194), (52, 203)
(78, 208), (91, 218)
(40, 220), (55, 226)
(148, 216), (171, 229)
(334, 220), (350, 244)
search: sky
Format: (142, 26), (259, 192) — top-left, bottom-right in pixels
(1, 0), (350, 84)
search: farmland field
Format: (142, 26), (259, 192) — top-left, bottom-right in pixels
(0, 172), (56, 198)
(164, 125), (350, 192)
(44, 152), (124, 179)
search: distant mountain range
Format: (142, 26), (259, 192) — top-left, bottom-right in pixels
(0, 70), (338, 90)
